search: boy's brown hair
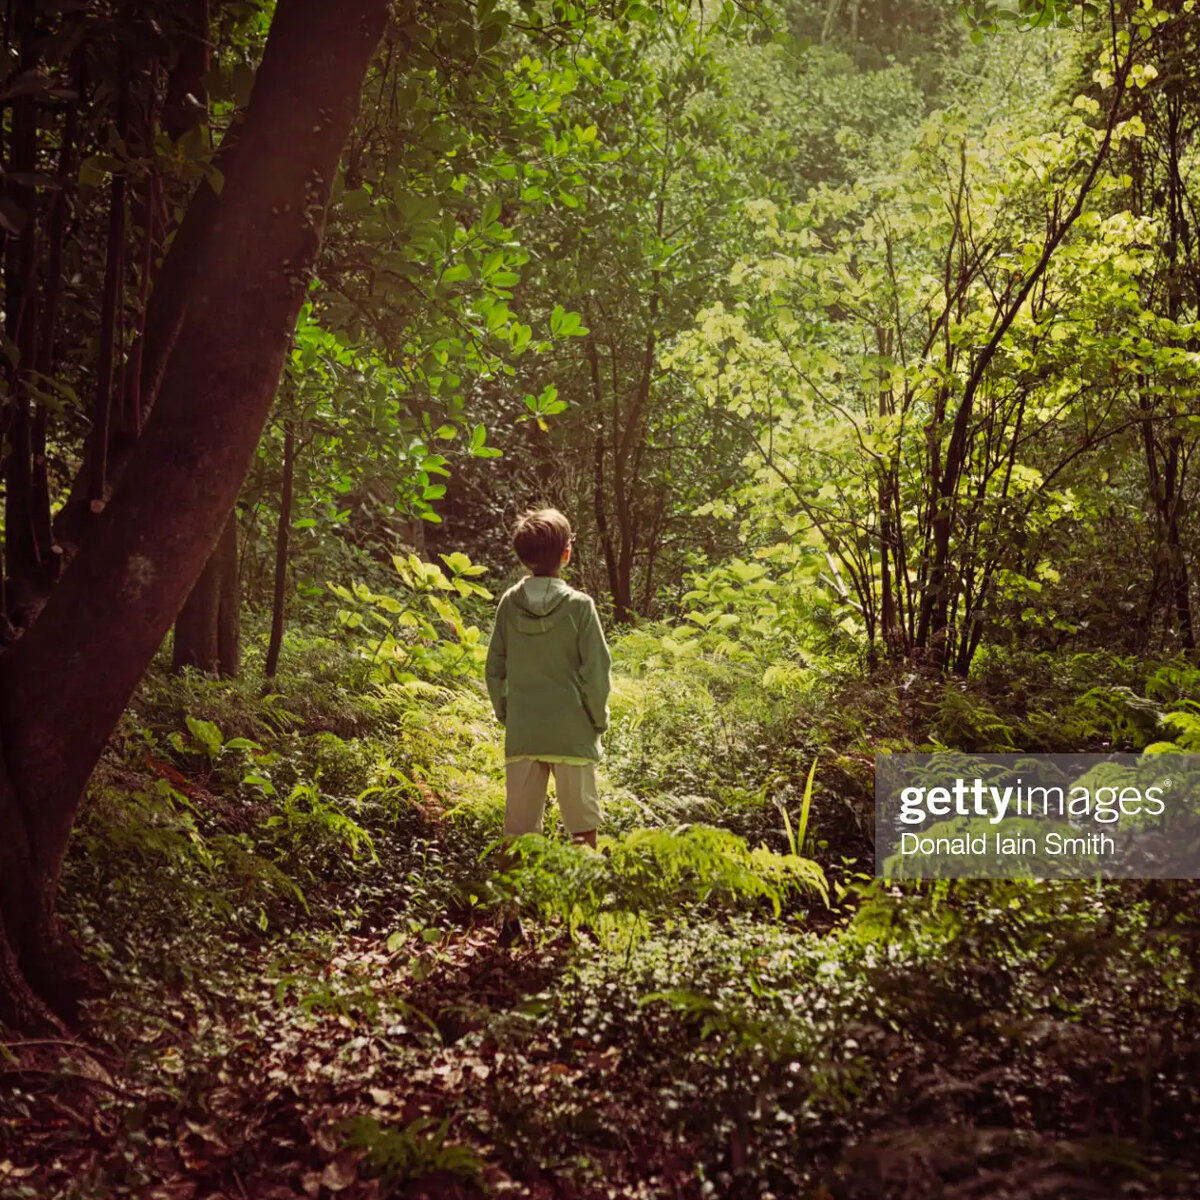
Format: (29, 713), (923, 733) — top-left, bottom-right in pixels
(512, 507), (573, 576)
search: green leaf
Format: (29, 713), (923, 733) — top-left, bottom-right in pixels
(224, 737), (261, 752)
(479, 15), (508, 51)
(794, 757), (818, 854)
(185, 716), (223, 757)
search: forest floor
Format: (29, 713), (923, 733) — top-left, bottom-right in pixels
(4, 631), (1200, 1199)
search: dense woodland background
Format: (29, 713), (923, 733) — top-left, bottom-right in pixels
(4, 0), (1200, 1196)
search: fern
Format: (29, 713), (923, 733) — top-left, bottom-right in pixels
(339, 1115), (483, 1186)
(1144, 662), (1200, 704)
(269, 781), (377, 863)
(936, 687), (1016, 750)
(1075, 686), (1164, 749)
(1145, 709), (1200, 752)
(497, 824), (827, 946)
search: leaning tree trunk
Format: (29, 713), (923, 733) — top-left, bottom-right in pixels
(0, 0), (387, 1028)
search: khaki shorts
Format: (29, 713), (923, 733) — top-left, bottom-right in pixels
(505, 759), (601, 835)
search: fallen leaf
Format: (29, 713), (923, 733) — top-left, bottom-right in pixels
(321, 1154), (359, 1192)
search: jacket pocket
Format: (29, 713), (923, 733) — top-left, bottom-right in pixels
(575, 684), (599, 730)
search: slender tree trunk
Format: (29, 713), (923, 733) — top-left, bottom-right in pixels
(609, 192), (665, 624)
(123, 171), (158, 436)
(88, 71), (130, 510)
(0, 0), (387, 1024)
(1142, 556), (1164, 651)
(122, 52), (162, 437)
(172, 509), (239, 675)
(616, 517), (636, 622)
(872, 329), (903, 658)
(639, 490), (667, 615)
(1159, 93), (1194, 650)
(878, 471), (895, 663)
(587, 337), (621, 606)
(29, 76), (80, 588)
(216, 516), (240, 676)
(172, 545), (221, 673)
(264, 420), (295, 678)
(593, 426), (620, 601)
(1166, 496), (1194, 651)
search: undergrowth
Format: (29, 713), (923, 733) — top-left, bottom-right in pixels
(6, 617), (1200, 1198)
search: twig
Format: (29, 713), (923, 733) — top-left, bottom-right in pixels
(0, 1064), (143, 1101)
(1, 1037), (89, 1050)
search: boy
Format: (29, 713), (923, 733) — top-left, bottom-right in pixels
(485, 507), (611, 852)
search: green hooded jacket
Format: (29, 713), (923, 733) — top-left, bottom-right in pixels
(485, 575), (612, 761)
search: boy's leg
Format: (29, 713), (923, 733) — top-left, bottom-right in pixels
(551, 762), (600, 848)
(505, 759), (551, 835)
(498, 761), (552, 946)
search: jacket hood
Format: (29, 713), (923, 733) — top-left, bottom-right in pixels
(510, 576), (573, 633)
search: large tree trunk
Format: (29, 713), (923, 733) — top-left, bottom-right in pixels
(0, 0), (387, 1025)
